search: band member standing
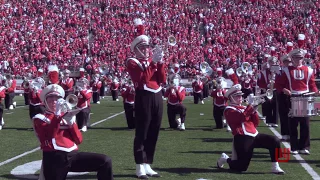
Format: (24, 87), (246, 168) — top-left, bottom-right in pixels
(126, 18), (166, 178)
(276, 43), (293, 141)
(33, 84), (113, 180)
(164, 75), (187, 131)
(192, 75), (204, 104)
(275, 47), (319, 155)
(211, 77), (228, 129)
(4, 74), (16, 110)
(28, 83), (45, 119)
(91, 74), (102, 104)
(100, 76), (106, 99)
(110, 78), (120, 101)
(257, 61), (277, 126)
(121, 80), (135, 129)
(217, 84), (284, 174)
(0, 86), (5, 130)
(76, 79), (92, 132)
(22, 76), (30, 105)
(241, 74), (253, 99)
(60, 69), (74, 98)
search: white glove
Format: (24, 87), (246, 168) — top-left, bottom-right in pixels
(64, 115), (76, 126)
(33, 86), (39, 92)
(152, 45), (164, 63)
(55, 98), (65, 116)
(247, 94), (255, 105)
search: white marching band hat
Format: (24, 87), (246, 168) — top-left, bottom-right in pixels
(40, 84), (65, 102)
(225, 84), (243, 98)
(288, 48), (307, 59)
(130, 35), (150, 52)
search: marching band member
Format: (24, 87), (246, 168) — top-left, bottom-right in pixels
(121, 79), (135, 129)
(164, 74), (187, 131)
(22, 76), (30, 105)
(217, 83), (285, 174)
(91, 74), (102, 104)
(241, 74), (253, 99)
(100, 75), (106, 100)
(126, 18), (166, 178)
(275, 47), (319, 155)
(257, 61), (277, 126)
(47, 65), (60, 85)
(60, 69), (74, 98)
(28, 81), (45, 119)
(211, 76), (228, 130)
(76, 79), (92, 132)
(192, 75), (204, 104)
(4, 74), (16, 110)
(0, 86), (5, 130)
(110, 78), (120, 101)
(33, 84), (113, 180)
(276, 42), (293, 141)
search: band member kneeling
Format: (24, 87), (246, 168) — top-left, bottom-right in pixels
(33, 84), (113, 180)
(164, 75), (187, 131)
(217, 84), (284, 174)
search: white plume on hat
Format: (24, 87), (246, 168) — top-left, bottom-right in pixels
(287, 42), (293, 46)
(298, 34), (305, 40)
(270, 46), (276, 51)
(134, 18), (143, 26)
(48, 65), (59, 73)
(80, 68), (85, 72)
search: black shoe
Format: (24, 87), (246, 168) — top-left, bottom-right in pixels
(137, 175), (149, 179)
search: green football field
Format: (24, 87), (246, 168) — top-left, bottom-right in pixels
(1, 96), (320, 180)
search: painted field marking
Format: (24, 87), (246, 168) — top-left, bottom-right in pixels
(0, 111), (124, 167)
(264, 120), (320, 180)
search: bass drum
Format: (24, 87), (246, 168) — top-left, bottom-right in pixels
(290, 95), (315, 117)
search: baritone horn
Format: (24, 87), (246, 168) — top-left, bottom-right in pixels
(200, 62), (213, 76)
(99, 65), (109, 75)
(66, 94), (78, 108)
(168, 35), (176, 46)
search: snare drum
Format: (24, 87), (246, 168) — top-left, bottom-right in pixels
(290, 95), (315, 117)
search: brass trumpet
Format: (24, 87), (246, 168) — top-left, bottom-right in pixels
(58, 94), (78, 113)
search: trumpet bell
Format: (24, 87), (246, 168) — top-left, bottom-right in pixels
(236, 67), (243, 77)
(66, 94), (78, 108)
(99, 65), (109, 75)
(168, 35), (176, 46)
(200, 62), (212, 76)
(266, 89), (273, 100)
(241, 62), (252, 74)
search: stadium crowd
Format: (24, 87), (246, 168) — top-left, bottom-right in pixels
(0, 0), (320, 79)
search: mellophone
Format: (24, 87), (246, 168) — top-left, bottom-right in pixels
(289, 92), (318, 117)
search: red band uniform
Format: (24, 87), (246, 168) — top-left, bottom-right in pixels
(60, 70), (74, 98)
(91, 75), (102, 104)
(4, 76), (16, 110)
(22, 78), (31, 105)
(110, 79), (120, 101)
(211, 86), (227, 129)
(192, 77), (204, 104)
(275, 48), (318, 154)
(33, 84), (113, 180)
(126, 29), (166, 178)
(217, 84), (284, 174)
(164, 85), (187, 130)
(0, 86), (5, 129)
(257, 62), (277, 126)
(121, 83), (135, 129)
(76, 87), (92, 132)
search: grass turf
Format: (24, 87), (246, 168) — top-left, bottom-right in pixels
(0, 96), (318, 180)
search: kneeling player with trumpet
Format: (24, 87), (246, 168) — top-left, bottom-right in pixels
(217, 80), (285, 174)
(164, 73), (187, 130)
(33, 84), (113, 180)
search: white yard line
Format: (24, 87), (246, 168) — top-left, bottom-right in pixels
(0, 111), (124, 167)
(264, 120), (320, 180)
